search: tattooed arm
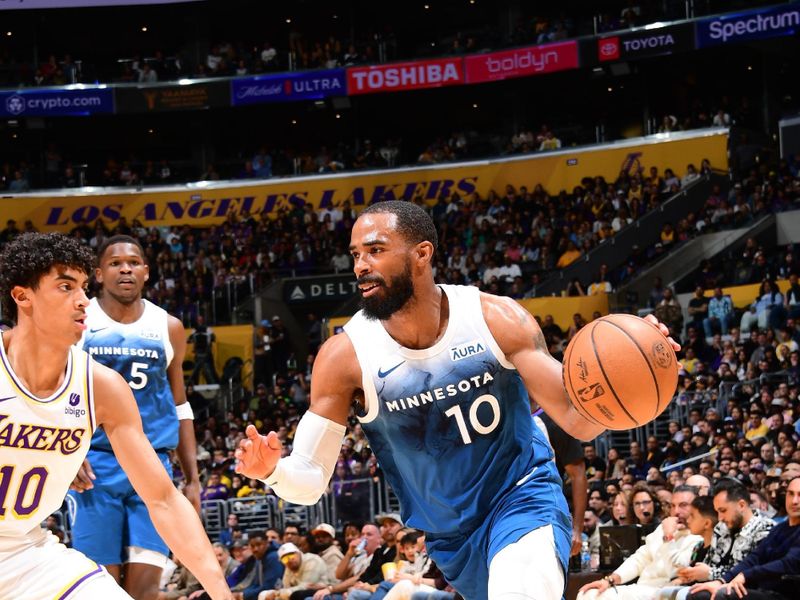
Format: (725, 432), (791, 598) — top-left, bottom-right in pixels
(482, 293), (604, 441)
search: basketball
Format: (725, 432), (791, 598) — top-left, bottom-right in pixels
(562, 314), (677, 431)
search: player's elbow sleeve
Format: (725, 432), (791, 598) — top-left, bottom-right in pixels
(261, 411), (345, 505)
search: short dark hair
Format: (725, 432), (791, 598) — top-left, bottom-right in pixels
(0, 232), (94, 322)
(692, 495), (717, 521)
(712, 478), (749, 504)
(401, 531), (421, 546)
(673, 484), (699, 497)
(96, 234), (146, 264)
(360, 200), (438, 253)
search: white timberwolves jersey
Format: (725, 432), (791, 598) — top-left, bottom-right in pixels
(0, 335), (95, 550)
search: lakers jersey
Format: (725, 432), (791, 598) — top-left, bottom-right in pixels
(0, 336), (95, 546)
(81, 298), (177, 453)
(344, 284), (557, 535)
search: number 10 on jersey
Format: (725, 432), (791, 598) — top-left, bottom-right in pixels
(444, 394), (501, 445)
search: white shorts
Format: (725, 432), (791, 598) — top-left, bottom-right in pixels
(0, 529), (132, 600)
(488, 525), (566, 600)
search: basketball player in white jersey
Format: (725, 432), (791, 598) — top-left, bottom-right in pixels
(0, 232), (231, 600)
(235, 201), (679, 600)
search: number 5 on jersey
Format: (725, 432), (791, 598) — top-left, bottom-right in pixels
(444, 394), (501, 445)
(129, 362), (149, 390)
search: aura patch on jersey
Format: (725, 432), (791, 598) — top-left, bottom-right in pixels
(0, 415), (86, 454)
(449, 339), (486, 362)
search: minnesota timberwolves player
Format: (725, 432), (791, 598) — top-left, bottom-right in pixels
(68, 235), (199, 600)
(235, 201), (677, 599)
(0, 232), (229, 599)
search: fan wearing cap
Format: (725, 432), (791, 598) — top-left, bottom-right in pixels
(257, 543), (328, 600)
(311, 524), (344, 583)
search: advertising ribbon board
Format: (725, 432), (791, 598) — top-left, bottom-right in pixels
(0, 130), (728, 231)
(346, 57), (464, 95)
(114, 80), (230, 113)
(0, 87), (113, 117)
(231, 69), (346, 106)
(696, 2), (800, 47)
(597, 21), (695, 63)
(464, 40), (579, 84)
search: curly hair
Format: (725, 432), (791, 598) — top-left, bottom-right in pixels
(0, 232), (94, 323)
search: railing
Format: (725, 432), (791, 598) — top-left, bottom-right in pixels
(199, 477), (388, 541)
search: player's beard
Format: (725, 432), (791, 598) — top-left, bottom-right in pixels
(359, 261), (414, 321)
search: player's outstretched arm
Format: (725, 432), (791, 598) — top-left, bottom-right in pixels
(167, 314), (202, 514)
(482, 293), (605, 441)
(93, 363), (232, 600)
(235, 333), (358, 504)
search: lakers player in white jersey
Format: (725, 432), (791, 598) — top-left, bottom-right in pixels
(0, 232), (232, 600)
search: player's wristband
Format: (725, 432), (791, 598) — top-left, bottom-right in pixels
(175, 401), (194, 420)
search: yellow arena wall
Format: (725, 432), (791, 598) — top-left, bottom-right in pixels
(0, 130), (728, 231)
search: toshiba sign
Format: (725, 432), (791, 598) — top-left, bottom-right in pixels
(464, 40), (579, 84)
(347, 58), (464, 95)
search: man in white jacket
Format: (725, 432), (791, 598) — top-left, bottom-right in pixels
(578, 485), (702, 600)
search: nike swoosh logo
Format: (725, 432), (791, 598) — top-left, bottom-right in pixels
(89, 327), (108, 334)
(378, 361), (405, 378)
(0, 396), (15, 403)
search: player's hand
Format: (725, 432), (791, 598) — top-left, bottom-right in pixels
(183, 479), (202, 515)
(690, 580), (723, 595)
(570, 529), (582, 556)
(188, 591), (206, 600)
(234, 425), (282, 480)
(69, 458), (96, 492)
(644, 314), (681, 353)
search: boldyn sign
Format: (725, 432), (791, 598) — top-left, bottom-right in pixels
(464, 40), (579, 84)
(597, 22), (694, 62)
(696, 3), (800, 47)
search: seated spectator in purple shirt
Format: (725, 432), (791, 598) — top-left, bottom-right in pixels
(201, 472), (229, 501)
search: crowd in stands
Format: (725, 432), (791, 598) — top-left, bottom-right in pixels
(0, 1), (752, 88)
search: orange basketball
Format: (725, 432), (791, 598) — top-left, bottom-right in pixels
(562, 314), (677, 431)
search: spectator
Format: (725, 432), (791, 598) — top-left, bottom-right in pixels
(189, 314), (219, 385)
(578, 486), (702, 599)
(656, 495), (718, 599)
(705, 288), (735, 338)
(258, 542), (329, 600)
(687, 287), (710, 336)
(201, 472), (229, 501)
(310, 523), (344, 583)
(654, 287), (684, 337)
(687, 476), (800, 600)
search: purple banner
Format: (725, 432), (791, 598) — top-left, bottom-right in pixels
(231, 69), (346, 106)
(0, 87), (113, 117)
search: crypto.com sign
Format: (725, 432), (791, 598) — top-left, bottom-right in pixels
(464, 40), (579, 84)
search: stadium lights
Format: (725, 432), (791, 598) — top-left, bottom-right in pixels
(5, 31), (11, 37)
(178, 78), (193, 85)
(291, 119), (297, 125)
(286, 18), (292, 23)
(141, 26), (148, 32)
(335, 113), (341, 119)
